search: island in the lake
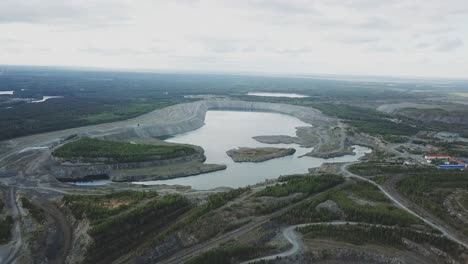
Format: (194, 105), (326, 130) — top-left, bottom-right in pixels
(226, 147), (296, 163)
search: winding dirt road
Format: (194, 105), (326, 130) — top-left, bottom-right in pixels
(339, 162), (468, 249)
(242, 221), (447, 263)
(158, 190), (338, 264)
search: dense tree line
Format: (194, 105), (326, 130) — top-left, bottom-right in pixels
(331, 191), (418, 226)
(279, 182), (418, 227)
(396, 173), (468, 235)
(0, 215), (13, 243)
(298, 224), (465, 260)
(342, 181), (389, 203)
(187, 245), (274, 264)
(83, 194), (191, 263)
(20, 197), (45, 223)
(184, 187), (251, 224)
(2, 66), (444, 141)
(64, 191), (159, 224)
(257, 174), (344, 197)
(53, 137), (196, 163)
(347, 162), (464, 176)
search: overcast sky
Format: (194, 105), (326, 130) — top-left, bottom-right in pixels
(1, 0), (467, 78)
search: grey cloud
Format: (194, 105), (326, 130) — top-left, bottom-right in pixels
(369, 46), (394, 52)
(273, 47), (313, 55)
(415, 42), (431, 49)
(329, 35), (379, 44)
(196, 37), (245, 53)
(324, 0), (396, 9)
(356, 17), (397, 30)
(251, 0), (317, 14)
(437, 39), (463, 52)
(0, 0), (128, 25)
(230, 0), (319, 15)
(80, 47), (170, 56)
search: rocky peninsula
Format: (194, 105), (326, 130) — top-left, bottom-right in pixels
(226, 147), (296, 163)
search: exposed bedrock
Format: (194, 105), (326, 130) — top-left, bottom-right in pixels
(102, 99), (331, 140)
(45, 150), (208, 182)
(226, 147), (296, 163)
(2, 99), (333, 158)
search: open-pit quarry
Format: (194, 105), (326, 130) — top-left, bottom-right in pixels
(0, 99), (366, 190)
(2, 98), (468, 264)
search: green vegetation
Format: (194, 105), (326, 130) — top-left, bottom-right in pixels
(21, 197), (45, 223)
(183, 187), (250, 224)
(349, 162), (468, 234)
(205, 188), (250, 211)
(348, 162), (427, 176)
(397, 107), (468, 136)
(280, 180), (418, 226)
(187, 245), (273, 264)
(298, 224), (463, 259)
(256, 174), (344, 197)
(0, 216), (14, 244)
(330, 191), (418, 226)
(461, 193), (468, 209)
(0, 67), (198, 140)
(383, 135), (409, 143)
(372, 175), (389, 185)
(396, 173), (468, 234)
(79, 193), (190, 263)
(243, 99), (423, 138)
(81, 102), (161, 123)
(53, 137), (196, 163)
(89, 194), (188, 237)
(64, 191), (159, 224)
(430, 141), (468, 157)
(305, 103), (421, 137)
(342, 181), (389, 203)
(279, 192), (336, 224)
(64, 191), (191, 263)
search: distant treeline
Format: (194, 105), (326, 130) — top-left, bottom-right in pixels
(0, 66), (437, 140)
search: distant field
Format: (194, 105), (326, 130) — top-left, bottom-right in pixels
(52, 137), (196, 163)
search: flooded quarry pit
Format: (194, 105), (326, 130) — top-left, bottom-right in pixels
(3, 99), (371, 190)
(134, 110), (371, 190)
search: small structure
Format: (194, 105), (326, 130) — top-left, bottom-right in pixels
(424, 154), (450, 163)
(437, 164), (466, 170)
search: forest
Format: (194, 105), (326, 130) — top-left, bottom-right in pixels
(256, 174), (344, 197)
(53, 137), (196, 163)
(187, 245), (274, 264)
(64, 192), (191, 263)
(396, 173), (468, 235)
(279, 180), (419, 227)
(298, 224), (464, 260)
(0, 66), (447, 140)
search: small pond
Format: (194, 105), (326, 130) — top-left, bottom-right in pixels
(247, 92), (309, 98)
(31, 96), (64, 103)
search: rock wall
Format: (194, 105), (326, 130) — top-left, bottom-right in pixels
(47, 152), (206, 181)
(102, 99), (330, 140)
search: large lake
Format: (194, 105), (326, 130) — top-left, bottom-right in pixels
(135, 110), (371, 190)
